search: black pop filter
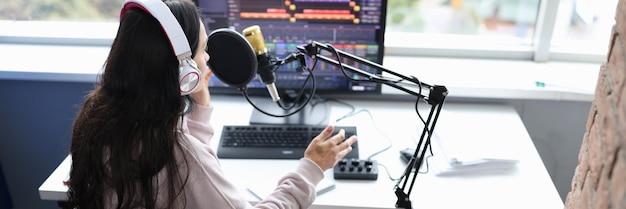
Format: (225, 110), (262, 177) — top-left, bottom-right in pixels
(207, 28), (257, 89)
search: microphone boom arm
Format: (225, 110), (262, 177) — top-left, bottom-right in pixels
(297, 41), (448, 209)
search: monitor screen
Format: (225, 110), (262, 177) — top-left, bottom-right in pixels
(195, 0), (387, 98)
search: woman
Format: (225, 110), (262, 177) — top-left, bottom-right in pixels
(67, 0), (357, 208)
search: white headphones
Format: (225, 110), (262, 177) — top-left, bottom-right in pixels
(121, 0), (201, 95)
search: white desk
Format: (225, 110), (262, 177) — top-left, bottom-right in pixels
(39, 95), (563, 209)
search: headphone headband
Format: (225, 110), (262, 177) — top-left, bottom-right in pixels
(121, 0), (192, 59)
(120, 0), (201, 95)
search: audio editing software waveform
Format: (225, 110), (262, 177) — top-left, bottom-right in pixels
(234, 0), (383, 24)
(229, 0), (382, 74)
(235, 25), (374, 44)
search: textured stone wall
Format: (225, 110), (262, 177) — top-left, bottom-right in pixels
(564, 1), (626, 208)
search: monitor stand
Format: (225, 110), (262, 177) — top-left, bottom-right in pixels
(248, 94), (329, 126)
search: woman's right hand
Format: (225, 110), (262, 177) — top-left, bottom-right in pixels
(304, 125), (358, 170)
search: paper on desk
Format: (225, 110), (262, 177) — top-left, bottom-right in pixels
(428, 110), (519, 176)
(430, 155), (518, 176)
(247, 175), (336, 200)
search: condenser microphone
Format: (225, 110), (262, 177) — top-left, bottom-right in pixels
(242, 25), (281, 102)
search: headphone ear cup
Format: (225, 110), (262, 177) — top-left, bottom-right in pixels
(179, 59), (202, 95)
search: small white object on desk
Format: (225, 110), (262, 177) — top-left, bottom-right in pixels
(430, 110), (519, 176)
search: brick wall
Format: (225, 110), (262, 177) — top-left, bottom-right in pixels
(564, 1), (626, 208)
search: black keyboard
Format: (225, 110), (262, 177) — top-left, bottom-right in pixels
(217, 124), (359, 159)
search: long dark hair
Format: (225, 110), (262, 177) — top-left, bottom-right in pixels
(67, 1), (202, 208)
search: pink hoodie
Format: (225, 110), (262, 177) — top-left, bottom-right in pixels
(103, 104), (324, 208)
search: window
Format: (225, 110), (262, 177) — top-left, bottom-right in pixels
(385, 0), (540, 60)
(1, 0), (124, 20)
(0, 0), (618, 63)
(387, 0), (538, 43)
(384, 0), (616, 62)
(0, 0), (123, 45)
(550, 0), (618, 59)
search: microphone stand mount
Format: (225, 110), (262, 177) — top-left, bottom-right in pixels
(297, 41), (448, 209)
(242, 50), (315, 119)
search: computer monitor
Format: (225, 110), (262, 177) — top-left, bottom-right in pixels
(195, 0), (387, 125)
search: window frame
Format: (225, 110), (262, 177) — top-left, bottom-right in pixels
(0, 0), (609, 64)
